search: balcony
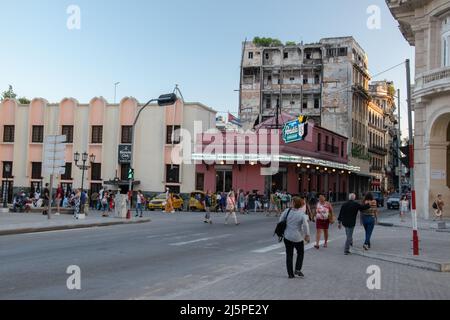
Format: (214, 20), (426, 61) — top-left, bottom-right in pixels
(370, 166), (383, 173)
(368, 145), (388, 156)
(414, 66), (450, 100)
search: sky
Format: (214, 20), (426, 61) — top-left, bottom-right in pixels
(0, 0), (415, 135)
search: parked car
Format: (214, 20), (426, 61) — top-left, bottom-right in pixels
(189, 191), (206, 211)
(148, 193), (184, 211)
(386, 193), (401, 210)
(372, 191), (384, 207)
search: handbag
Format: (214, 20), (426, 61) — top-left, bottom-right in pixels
(274, 209), (292, 242)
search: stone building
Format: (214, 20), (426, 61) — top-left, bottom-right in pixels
(239, 36), (372, 197)
(387, 0), (450, 218)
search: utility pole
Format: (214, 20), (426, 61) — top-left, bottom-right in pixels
(406, 59), (419, 256)
(397, 89), (402, 193)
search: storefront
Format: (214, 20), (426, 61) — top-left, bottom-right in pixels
(193, 116), (359, 200)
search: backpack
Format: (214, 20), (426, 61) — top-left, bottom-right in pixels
(432, 202), (438, 210)
(274, 209), (292, 242)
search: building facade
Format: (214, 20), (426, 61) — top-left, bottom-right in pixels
(0, 97), (216, 201)
(194, 115), (359, 200)
(239, 36), (372, 196)
(369, 80), (400, 192)
(388, 0), (450, 218)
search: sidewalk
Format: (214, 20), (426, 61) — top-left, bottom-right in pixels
(379, 211), (450, 232)
(351, 216), (450, 272)
(0, 210), (151, 236)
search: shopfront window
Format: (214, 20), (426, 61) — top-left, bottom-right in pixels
(216, 170), (232, 193)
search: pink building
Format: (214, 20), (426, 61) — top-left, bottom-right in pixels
(194, 115), (359, 201)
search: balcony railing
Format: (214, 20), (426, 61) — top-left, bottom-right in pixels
(415, 66), (450, 98)
(368, 145), (388, 156)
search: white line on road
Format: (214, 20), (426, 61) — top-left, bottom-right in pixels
(169, 234), (232, 246)
(252, 243), (284, 253)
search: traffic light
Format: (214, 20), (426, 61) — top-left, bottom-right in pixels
(128, 168), (135, 180)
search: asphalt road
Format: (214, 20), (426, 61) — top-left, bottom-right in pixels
(1, 207), (449, 300)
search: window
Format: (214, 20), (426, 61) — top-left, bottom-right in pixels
(268, 75), (272, 82)
(31, 162), (42, 180)
(166, 185), (180, 194)
(62, 125), (74, 143)
(196, 172), (204, 191)
(314, 97), (320, 109)
(306, 53), (311, 59)
(32, 126), (44, 143)
(91, 126), (103, 143)
(121, 126), (133, 144)
(90, 183), (102, 196)
(290, 77), (295, 81)
(290, 101), (295, 105)
(248, 52), (253, 59)
(284, 52), (288, 59)
(265, 53), (269, 60)
(166, 125), (181, 144)
(341, 141), (344, 157)
(166, 164), (180, 183)
(2, 161), (13, 178)
(3, 125), (14, 142)
(303, 98), (308, 110)
(61, 163), (72, 180)
(314, 74), (320, 84)
(303, 77), (308, 84)
(265, 98), (271, 109)
(91, 163), (102, 181)
(317, 133), (321, 151)
(338, 47), (348, 56)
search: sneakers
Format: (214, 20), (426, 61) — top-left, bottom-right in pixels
(363, 244), (369, 251)
(295, 271), (304, 278)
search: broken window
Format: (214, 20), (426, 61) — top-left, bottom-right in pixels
(284, 52), (288, 59)
(338, 47), (348, 56)
(303, 77), (308, 84)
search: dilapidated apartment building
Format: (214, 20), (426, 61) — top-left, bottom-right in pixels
(239, 36), (373, 196)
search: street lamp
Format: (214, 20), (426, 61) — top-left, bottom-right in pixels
(2, 163), (11, 208)
(126, 93), (178, 218)
(74, 152), (96, 192)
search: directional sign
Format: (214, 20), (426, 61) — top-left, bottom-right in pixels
(45, 135), (67, 144)
(44, 144), (66, 153)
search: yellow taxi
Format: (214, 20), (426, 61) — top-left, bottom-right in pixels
(148, 193), (184, 211)
(189, 191), (206, 211)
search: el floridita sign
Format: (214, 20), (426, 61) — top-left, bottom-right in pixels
(282, 115), (308, 144)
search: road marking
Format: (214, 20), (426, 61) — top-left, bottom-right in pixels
(252, 243), (284, 253)
(169, 234), (231, 246)
(278, 240), (326, 254)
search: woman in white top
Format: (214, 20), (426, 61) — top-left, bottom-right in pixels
(399, 195), (409, 222)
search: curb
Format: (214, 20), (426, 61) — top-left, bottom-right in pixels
(0, 218), (151, 236)
(351, 248), (450, 272)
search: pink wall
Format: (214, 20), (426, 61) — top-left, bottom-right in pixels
(232, 165), (265, 193)
(60, 99), (76, 125)
(165, 100), (183, 126)
(0, 100), (15, 124)
(29, 100), (45, 125)
(120, 98), (136, 125)
(90, 98), (105, 125)
(29, 145), (43, 162)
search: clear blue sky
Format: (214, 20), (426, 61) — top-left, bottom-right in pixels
(0, 0), (414, 134)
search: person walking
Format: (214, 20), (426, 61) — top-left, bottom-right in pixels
(279, 196), (311, 279)
(238, 190), (245, 215)
(101, 191), (109, 216)
(135, 190), (144, 218)
(203, 190), (213, 224)
(361, 192), (378, 250)
(42, 183), (50, 216)
(432, 194), (445, 221)
(55, 184), (64, 215)
(399, 195), (409, 222)
(225, 190), (240, 225)
(313, 194), (334, 249)
(73, 189), (81, 219)
(338, 193), (370, 255)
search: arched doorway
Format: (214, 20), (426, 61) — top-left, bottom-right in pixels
(427, 112), (450, 218)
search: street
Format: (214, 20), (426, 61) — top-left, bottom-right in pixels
(1, 207), (449, 300)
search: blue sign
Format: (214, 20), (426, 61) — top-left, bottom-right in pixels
(282, 117), (308, 144)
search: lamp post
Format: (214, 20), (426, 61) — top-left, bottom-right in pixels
(126, 93), (178, 219)
(74, 152), (96, 192)
(2, 163), (11, 209)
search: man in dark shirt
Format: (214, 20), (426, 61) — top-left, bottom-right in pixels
(338, 193), (370, 255)
(43, 183), (50, 215)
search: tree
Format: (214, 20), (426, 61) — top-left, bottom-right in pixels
(1, 85), (30, 104)
(1, 85), (17, 101)
(253, 37), (283, 47)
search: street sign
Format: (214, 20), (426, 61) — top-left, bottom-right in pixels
(118, 145), (132, 164)
(45, 135), (67, 144)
